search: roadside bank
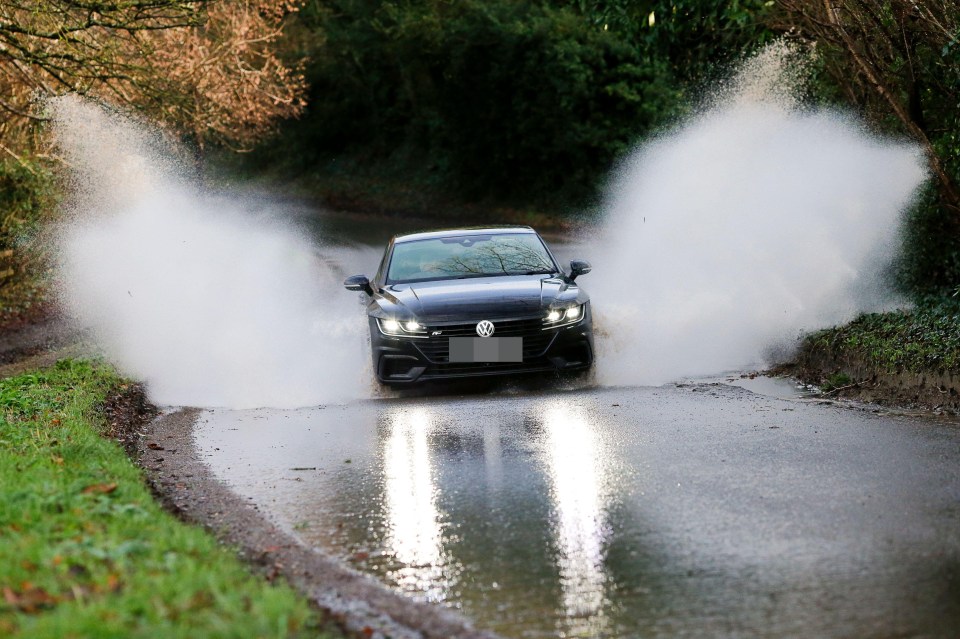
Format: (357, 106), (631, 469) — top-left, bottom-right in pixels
(0, 359), (341, 638)
(782, 299), (960, 413)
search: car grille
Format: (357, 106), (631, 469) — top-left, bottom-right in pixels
(413, 317), (557, 363)
(421, 361), (558, 377)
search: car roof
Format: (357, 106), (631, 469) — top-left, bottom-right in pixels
(392, 226), (536, 244)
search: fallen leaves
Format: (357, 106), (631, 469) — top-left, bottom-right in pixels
(103, 573), (122, 593)
(1, 572), (126, 615)
(82, 483), (118, 495)
(3, 583), (57, 613)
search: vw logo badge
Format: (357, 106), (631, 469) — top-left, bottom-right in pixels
(476, 320), (495, 337)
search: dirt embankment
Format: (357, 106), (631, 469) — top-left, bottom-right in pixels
(783, 342), (960, 414)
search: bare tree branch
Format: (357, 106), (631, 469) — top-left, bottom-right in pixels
(0, 0), (305, 154)
(777, 0), (960, 216)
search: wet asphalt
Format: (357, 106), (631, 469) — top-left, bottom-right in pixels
(194, 380), (960, 638)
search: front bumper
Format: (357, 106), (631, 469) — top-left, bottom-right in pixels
(368, 308), (594, 384)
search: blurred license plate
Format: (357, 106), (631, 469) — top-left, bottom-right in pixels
(449, 337), (523, 363)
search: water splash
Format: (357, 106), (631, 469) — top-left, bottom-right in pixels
(51, 95), (366, 408)
(49, 41), (928, 402)
(590, 42), (927, 385)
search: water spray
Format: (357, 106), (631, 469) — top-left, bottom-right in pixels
(51, 42), (927, 405)
(589, 42), (926, 385)
(51, 95), (366, 408)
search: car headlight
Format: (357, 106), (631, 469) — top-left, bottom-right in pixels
(377, 317), (428, 337)
(382, 319), (401, 333)
(543, 304), (585, 328)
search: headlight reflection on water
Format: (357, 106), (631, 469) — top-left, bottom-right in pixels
(382, 408), (453, 602)
(378, 402), (616, 631)
(542, 405), (614, 636)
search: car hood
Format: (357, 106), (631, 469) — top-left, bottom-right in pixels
(379, 275), (575, 321)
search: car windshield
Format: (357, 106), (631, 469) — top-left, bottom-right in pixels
(387, 233), (558, 283)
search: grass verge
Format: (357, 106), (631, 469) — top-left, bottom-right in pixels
(0, 359), (335, 638)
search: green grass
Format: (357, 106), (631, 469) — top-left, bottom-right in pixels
(805, 297), (960, 375)
(0, 359), (334, 638)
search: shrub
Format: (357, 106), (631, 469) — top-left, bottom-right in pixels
(896, 186), (960, 296)
(0, 159), (56, 324)
(262, 0), (681, 208)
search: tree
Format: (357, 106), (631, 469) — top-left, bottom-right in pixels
(0, 1), (307, 321)
(264, 0), (681, 206)
(0, 0), (305, 154)
(554, 0), (775, 79)
(774, 0), (960, 217)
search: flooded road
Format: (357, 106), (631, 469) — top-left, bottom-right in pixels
(195, 382), (960, 638)
(185, 209), (960, 636)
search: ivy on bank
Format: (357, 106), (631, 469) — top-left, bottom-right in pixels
(806, 298), (960, 376)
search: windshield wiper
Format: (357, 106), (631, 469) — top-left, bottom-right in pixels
(452, 270), (555, 279)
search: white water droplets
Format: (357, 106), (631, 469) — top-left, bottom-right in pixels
(52, 95), (366, 408)
(590, 42), (927, 385)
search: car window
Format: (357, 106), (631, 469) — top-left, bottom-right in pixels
(387, 233), (557, 283)
(374, 242), (391, 285)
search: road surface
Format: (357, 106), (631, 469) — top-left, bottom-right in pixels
(194, 378), (960, 638)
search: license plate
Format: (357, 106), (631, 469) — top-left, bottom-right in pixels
(449, 337), (523, 363)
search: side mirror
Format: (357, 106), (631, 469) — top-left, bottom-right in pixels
(343, 275), (373, 296)
(568, 260), (591, 281)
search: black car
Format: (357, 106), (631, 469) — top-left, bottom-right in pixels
(344, 226), (594, 384)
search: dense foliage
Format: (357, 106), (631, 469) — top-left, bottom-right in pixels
(896, 186), (960, 297)
(556, 0), (776, 79)
(0, 160), (55, 324)
(256, 0), (772, 208)
(0, 0), (305, 322)
(3, 0), (960, 309)
(253, 0), (960, 297)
